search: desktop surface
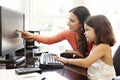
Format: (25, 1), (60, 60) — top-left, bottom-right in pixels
(44, 65), (88, 80)
(0, 69), (43, 80)
(0, 65), (88, 80)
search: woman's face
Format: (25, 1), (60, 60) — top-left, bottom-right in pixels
(67, 12), (81, 32)
(84, 24), (96, 43)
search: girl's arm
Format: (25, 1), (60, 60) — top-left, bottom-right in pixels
(55, 44), (110, 68)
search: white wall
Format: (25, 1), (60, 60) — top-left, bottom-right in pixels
(73, 0), (85, 7)
(0, 0), (24, 12)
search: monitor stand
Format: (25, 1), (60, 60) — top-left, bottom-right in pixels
(0, 49), (26, 69)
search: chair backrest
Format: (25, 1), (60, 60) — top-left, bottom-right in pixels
(113, 45), (120, 76)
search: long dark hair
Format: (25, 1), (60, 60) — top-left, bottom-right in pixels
(69, 6), (91, 57)
(85, 15), (116, 46)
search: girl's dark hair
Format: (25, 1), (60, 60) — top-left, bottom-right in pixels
(85, 15), (116, 46)
(69, 6), (91, 57)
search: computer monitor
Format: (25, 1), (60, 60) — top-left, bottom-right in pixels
(0, 6), (25, 57)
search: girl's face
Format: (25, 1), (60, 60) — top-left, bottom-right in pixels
(84, 24), (97, 43)
(67, 12), (81, 32)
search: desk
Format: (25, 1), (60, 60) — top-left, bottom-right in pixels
(42, 65), (88, 80)
(0, 65), (88, 80)
(0, 69), (44, 80)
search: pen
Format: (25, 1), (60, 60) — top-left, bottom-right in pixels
(41, 77), (46, 80)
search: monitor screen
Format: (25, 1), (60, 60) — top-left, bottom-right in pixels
(0, 6), (25, 57)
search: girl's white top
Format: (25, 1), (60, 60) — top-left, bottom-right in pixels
(87, 58), (116, 80)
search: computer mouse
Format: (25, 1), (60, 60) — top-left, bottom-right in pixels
(60, 52), (73, 58)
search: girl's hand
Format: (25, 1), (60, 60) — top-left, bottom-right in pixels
(16, 29), (34, 39)
(54, 56), (68, 64)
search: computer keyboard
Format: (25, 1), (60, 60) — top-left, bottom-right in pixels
(39, 52), (64, 69)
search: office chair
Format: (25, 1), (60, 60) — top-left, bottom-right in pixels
(112, 45), (120, 80)
(113, 45), (120, 76)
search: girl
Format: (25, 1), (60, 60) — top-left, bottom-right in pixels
(55, 15), (116, 80)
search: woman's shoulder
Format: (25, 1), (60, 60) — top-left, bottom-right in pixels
(59, 30), (76, 39)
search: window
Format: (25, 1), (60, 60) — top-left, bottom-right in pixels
(85, 0), (120, 54)
(24, 0), (74, 53)
(24, 0), (120, 54)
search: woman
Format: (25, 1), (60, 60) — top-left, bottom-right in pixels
(17, 6), (92, 57)
(55, 15), (116, 80)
